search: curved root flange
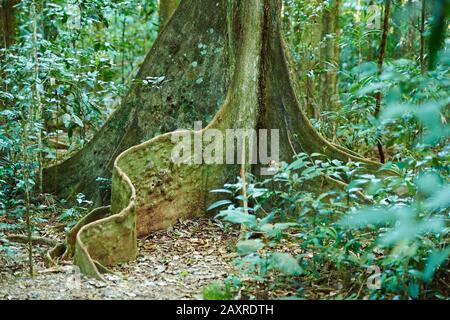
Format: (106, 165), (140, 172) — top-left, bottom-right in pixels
(48, 169), (137, 280)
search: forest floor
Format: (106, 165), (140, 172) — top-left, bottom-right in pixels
(0, 218), (240, 300)
(1, 215), (359, 300)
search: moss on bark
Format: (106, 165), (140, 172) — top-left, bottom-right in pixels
(159, 0), (179, 28)
(44, 0), (232, 204)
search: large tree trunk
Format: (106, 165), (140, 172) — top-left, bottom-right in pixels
(44, 0), (231, 204)
(159, 0), (178, 28)
(0, 0), (16, 48)
(46, 0), (380, 280)
(0, 0), (17, 110)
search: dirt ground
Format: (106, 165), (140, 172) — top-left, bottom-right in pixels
(0, 218), (240, 300)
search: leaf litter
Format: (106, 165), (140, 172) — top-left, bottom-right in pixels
(0, 218), (240, 300)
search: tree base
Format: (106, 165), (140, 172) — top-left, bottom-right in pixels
(46, 0), (381, 280)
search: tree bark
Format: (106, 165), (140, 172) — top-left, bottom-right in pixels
(319, 0), (341, 114)
(0, 0), (16, 48)
(0, 0), (17, 109)
(46, 0), (381, 280)
(288, 0), (341, 118)
(420, 0), (427, 74)
(159, 0), (178, 28)
(44, 0), (232, 204)
(374, 0), (391, 164)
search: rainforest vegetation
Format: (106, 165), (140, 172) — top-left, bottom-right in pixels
(0, 0), (449, 300)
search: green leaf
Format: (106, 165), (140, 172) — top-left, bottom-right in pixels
(423, 248), (450, 283)
(236, 239), (264, 255)
(417, 173), (442, 196)
(408, 282), (420, 299)
(270, 253), (302, 276)
(62, 113), (71, 128)
(287, 158), (307, 170)
(210, 189), (233, 194)
(72, 114), (84, 128)
(347, 179), (368, 193)
(338, 208), (396, 229)
(425, 184), (450, 210)
(379, 216), (445, 246)
(216, 209), (257, 227)
(260, 222), (297, 238)
(207, 200), (232, 211)
(357, 82), (385, 96)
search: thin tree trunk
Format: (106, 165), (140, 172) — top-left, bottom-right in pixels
(0, 0), (16, 48)
(374, 0), (391, 164)
(293, 0), (341, 118)
(121, 16), (126, 86)
(21, 108), (34, 277)
(420, 0), (426, 74)
(24, 182), (34, 277)
(367, 0), (375, 61)
(0, 0), (17, 110)
(320, 0), (341, 112)
(31, 0), (43, 194)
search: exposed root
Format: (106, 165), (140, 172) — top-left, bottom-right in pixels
(6, 235), (58, 247)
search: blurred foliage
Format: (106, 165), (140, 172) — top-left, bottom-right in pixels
(0, 0), (159, 256)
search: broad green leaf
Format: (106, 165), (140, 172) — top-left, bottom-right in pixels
(207, 200), (232, 211)
(425, 184), (450, 210)
(72, 114), (84, 128)
(236, 239), (264, 255)
(423, 248), (450, 283)
(270, 253), (302, 276)
(339, 208), (396, 229)
(210, 189), (233, 194)
(216, 209), (257, 227)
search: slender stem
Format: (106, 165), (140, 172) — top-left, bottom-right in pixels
(21, 112), (34, 277)
(32, 0), (43, 193)
(420, 0), (426, 74)
(239, 147), (248, 241)
(367, 0), (375, 61)
(374, 0), (391, 164)
(121, 15), (126, 88)
(24, 173), (34, 277)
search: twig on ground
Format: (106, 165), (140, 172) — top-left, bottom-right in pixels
(6, 234), (58, 247)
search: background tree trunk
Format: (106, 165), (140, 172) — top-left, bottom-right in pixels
(374, 0), (391, 164)
(0, 0), (16, 48)
(0, 0), (17, 110)
(319, 0), (341, 114)
(290, 0), (342, 118)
